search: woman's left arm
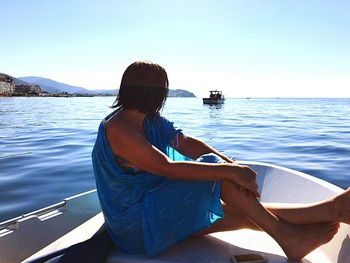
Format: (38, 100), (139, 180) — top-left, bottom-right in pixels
(172, 132), (236, 163)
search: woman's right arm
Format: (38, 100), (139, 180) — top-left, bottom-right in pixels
(171, 132), (236, 163)
(106, 123), (259, 197)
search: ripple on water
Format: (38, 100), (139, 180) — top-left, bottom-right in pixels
(0, 97), (350, 222)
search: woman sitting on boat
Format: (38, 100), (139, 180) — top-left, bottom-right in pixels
(92, 61), (350, 261)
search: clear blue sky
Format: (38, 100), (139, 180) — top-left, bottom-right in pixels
(1, 0), (349, 97)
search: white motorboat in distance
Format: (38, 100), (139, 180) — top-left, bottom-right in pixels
(1, 161), (349, 263)
(203, 90), (225, 105)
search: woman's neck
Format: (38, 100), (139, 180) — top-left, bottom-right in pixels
(118, 109), (146, 132)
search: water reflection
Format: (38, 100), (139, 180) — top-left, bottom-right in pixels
(203, 103), (224, 122)
(204, 103), (224, 110)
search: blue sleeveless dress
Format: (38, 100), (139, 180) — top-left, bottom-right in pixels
(91, 111), (224, 257)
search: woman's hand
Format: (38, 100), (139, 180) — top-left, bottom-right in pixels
(228, 165), (260, 198)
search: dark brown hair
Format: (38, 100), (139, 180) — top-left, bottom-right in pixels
(112, 61), (169, 118)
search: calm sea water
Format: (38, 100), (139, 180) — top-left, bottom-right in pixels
(0, 97), (349, 222)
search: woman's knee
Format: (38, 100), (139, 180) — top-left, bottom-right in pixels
(221, 179), (253, 206)
(221, 179), (240, 196)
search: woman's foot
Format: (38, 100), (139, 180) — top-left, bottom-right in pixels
(335, 187), (350, 224)
(276, 221), (339, 261)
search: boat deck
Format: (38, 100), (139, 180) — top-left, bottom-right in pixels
(25, 213), (350, 263)
(11, 162), (350, 263)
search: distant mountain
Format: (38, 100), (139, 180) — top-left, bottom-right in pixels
(89, 89), (116, 95)
(13, 77), (32, 86)
(0, 73), (44, 96)
(0, 73), (32, 86)
(18, 76), (196, 97)
(18, 76), (93, 94)
(168, 89), (195, 97)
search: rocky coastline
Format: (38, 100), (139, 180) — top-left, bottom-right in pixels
(1, 73), (196, 98)
(0, 73), (76, 97)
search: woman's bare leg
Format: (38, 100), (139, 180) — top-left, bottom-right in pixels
(194, 203), (261, 236)
(264, 201), (336, 224)
(264, 187), (350, 224)
(218, 180), (339, 260)
(196, 188), (350, 234)
(196, 187), (348, 234)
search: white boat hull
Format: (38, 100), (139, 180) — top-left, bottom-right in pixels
(203, 98), (225, 104)
(1, 161), (349, 263)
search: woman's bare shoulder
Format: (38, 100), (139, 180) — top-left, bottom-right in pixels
(105, 116), (137, 141)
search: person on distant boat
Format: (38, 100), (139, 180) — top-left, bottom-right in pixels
(92, 61), (350, 261)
